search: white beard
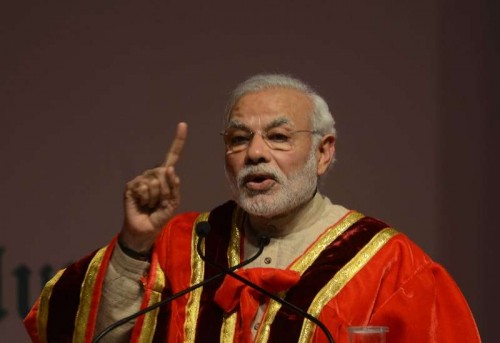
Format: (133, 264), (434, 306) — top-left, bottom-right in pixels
(226, 152), (318, 218)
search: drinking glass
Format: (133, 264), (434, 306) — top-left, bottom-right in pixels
(348, 326), (389, 343)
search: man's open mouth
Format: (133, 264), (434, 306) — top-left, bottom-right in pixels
(242, 173), (277, 191)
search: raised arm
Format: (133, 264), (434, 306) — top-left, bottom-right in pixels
(120, 122), (188, 254)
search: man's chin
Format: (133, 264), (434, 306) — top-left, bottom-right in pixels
(237, 193), (283, 218)
(242, 188), (273, 197)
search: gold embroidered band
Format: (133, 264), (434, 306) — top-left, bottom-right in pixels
(183, 212), (210, 343)
(37, 268), (66, 343)
(72, 246), (107, 343)
(256, 211), (365, 343)
(219, 207), (244, 343)
(298, 227), (398, 343)
(137, 263), (166, 342)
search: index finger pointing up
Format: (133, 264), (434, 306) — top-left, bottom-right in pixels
(163, 122), (188, 167)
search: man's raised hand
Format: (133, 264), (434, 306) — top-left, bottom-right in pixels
(121, 122), (188, 253)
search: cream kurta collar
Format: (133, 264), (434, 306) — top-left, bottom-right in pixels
(243, 193), (349, 269)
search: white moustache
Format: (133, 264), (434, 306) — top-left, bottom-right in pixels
(236, 165), (284, 188)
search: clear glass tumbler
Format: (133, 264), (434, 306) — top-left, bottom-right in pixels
(348, 326), (389, 343)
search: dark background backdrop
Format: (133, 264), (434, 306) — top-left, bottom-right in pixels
(1, 1), (497, 341)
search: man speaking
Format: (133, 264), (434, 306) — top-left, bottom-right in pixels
(24, 74), (480, 342)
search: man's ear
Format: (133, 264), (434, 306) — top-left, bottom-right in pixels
(316, 134), (335, 176)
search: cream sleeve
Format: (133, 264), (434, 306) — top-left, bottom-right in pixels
(93, 244), (150, 342)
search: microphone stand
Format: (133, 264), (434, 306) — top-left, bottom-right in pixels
(92, 228), (269, 343)
(197, 233), (335, 343)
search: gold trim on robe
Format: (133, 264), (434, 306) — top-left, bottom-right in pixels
(37, 268), (66, 343)
(219, 207), (244, 343)
(137, 262), (166, 343)
(73, 246), (107, 343)
(183, 212), (210, 343)
(297, 227), (398, 343)
(256, 211), (365, 343)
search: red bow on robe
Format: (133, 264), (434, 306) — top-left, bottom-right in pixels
(214, 268), (301, 343)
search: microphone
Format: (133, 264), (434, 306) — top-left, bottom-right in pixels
(197, 222), (335, 343)
(92, 222), (270, 343)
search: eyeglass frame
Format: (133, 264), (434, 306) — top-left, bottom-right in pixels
(219, 126), (323, 153)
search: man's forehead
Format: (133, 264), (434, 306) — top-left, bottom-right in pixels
(228, 88), (312, 128)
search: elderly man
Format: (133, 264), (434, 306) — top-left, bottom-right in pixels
(25, 74), (480, 342)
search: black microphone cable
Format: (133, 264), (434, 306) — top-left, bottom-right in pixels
(92, 222), (270, 343)
(196, 222), (335, 343)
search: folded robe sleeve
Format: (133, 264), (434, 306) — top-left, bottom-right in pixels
(313, 235), (481, 343)
(368, 262), (480, 342)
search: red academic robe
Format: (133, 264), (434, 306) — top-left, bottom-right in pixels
(24, 201), (481, 342)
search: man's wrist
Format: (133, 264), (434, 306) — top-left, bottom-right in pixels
(117, 235), (152, 261)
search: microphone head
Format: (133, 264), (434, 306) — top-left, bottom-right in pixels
(195, 221), (211, 238)
(258, 235), (271, 247)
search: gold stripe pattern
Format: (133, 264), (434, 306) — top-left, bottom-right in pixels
(137, 263), (166, 343)
(220, 207), (244, 343)
(228, 207), (243, 268)
(37, 268), (66, 343)
(73, 247), (107, 343)
(183, 212), (210, 343)
(220, 312), (237, 343)
(298, 227), (398, 343)
(290, 212), (365, 274)
(256, 212), (365, 343)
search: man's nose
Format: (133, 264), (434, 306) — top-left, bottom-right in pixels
(245, 133), (271, 164)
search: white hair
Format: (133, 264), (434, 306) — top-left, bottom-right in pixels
(224, 74), (336, 139)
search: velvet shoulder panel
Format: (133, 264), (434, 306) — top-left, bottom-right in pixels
(24, 246), (109, 343)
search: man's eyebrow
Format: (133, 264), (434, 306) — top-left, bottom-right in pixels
(265, 117), (293, 130)
(226, 119), (250, 130)
(226, 117), (293, 130)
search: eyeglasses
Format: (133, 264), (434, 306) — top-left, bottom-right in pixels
(220, 127), (321, 153)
